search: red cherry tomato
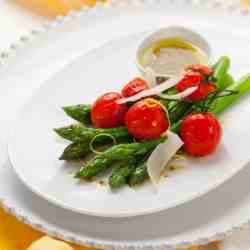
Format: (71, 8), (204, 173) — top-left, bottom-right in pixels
(176, 71), (216, 101)
(186, 64), (213, 76)
(180, 112), (222, 156)
(125, 98), (169, 139)
(121, 78), (149, 97)
(91, 92), (128, 128)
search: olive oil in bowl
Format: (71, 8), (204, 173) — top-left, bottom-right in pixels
(139, 38), (208, 76)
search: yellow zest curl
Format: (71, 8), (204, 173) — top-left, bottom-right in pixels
(89, 133), (117, 155)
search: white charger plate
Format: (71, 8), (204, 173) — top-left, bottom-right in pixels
(7, 26), (250, 217)
(1, 0), (250, 248)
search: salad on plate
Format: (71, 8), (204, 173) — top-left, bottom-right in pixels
(54, 28), (250, 190)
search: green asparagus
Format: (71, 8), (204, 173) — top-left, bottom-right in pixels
(109, 162), (136, 189)
(59, 142), (91, 160)
(224, 73), (234, 87)
(75, 137), (165, 179)
(63, 104), (91, 124)
(54, 124), (130, 143)
(168, 101), (193, 123)
(129, 159), (149, 186)
(211, 74), (250, 115)
(213, 56), (231, 90)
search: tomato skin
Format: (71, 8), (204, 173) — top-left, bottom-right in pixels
(124, 98), (169, 140)
(180, 112), (222, 156)
(186, 64), (213, 76)
(176, 71), (216, 101)
(91, 92), (128, 128)
(121, 78), (149, 97)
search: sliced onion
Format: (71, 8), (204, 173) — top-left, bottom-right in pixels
(147, 131), (183, 185)
(158, 86), (198, 100)
(117, 75), (183, 104)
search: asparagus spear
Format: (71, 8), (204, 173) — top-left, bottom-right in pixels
(129, 159), (149, 186)
(109, 161), (136, 189)
(109, 151), (153, 189)
(211, 74), (250, 115)
(54, 124), (130, 143)
(55, 124), (133, 160)
(224, 73), (234, 87)
(213, 56), (231, 90)
(75, 137), (165, 179)
(59, 142), (89, 160)
(168, 101), (193, 123)
(63, 104), (91, 124)
(60, 135), (134, 161)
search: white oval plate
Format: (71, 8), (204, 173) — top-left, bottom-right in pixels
(7, 19), (250, 217)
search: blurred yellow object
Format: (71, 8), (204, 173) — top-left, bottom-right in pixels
(12, 0), (104, 18)
(0, 207), (94, 250)
(0, 207), (41, 250)
(243, 0), (250, 7)
(27, 236), (73, 250)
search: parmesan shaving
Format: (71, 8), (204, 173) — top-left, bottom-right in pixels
(147, 131), (183, 185)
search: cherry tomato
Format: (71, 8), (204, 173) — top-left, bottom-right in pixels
(121, 77), (149, 97)
(125, 98), (169, 139)
(91, 92), (128, 128)
(180, 112), (222, 156)
(176, 71), (216, 101)
(186, 64), (213, 76)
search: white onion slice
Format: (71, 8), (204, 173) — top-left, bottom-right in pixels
(147, 131), (184, 185)
(158, 86), (198, 100)
(117, 75), (183, 104)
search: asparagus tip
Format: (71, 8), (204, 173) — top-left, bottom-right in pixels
(62, 106), (69, 112)
(59, 154), (65, 160)
(62, 106), (73, 117)
(53, 128), (61, 136)
(74, 171), (82, 178)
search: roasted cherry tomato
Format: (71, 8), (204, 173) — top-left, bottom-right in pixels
(121, 77), (149, 97)
(125, 98), (169, 139)
(186, 64), (213, 76)
(180, 112), (222, 156)
(176, 71), (216, 101)
(91, 92), (128, 128)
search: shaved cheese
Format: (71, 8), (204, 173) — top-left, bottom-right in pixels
(158, 86), (198, 100)
(147, 131), (183, 185)
(117, 75), (183, 104)
(143, 67), (175, 87)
